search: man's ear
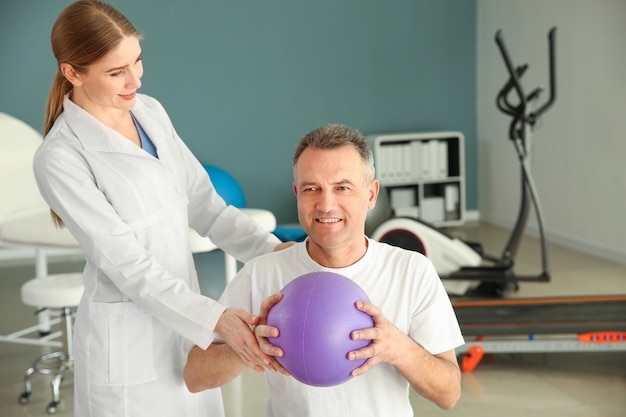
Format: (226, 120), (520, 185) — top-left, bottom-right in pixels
(367, 179), (380, 210)
(292, 183), (298, 197)
(59, 63), (83, 87)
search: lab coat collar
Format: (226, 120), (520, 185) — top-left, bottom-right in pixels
(61, 94), (163, 158)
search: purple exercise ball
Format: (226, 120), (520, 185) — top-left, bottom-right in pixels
(267, 271), (374, 387)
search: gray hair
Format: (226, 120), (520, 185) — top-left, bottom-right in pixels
(292, 124), (375, 183)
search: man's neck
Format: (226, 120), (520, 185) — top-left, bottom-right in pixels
(306, 237), (368, 268)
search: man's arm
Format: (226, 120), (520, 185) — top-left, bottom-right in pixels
(184, 294), (290, 393)
(348, 301), (461, 410)
(184, 343), (248, 393)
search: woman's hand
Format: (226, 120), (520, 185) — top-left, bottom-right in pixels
(274, 241), (296, 251)
(214, 308), (271, 372)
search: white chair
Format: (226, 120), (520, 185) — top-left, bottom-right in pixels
(18, 273), (84, 414)
(0, 112), (82, 343)
(189, 208), (276, 283)
(195, 165), (277, 283)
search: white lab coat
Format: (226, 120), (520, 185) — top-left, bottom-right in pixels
(33, 94), (280, 417)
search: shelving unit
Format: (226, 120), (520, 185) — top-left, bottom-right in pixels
(367, 131), (466, 227)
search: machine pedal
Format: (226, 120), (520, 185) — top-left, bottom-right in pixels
(461, 345), (484, 373)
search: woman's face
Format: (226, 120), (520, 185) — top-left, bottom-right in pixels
(70, 36), (143, 115)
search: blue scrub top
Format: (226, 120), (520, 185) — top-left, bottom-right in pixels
(131, 112), (158, 158)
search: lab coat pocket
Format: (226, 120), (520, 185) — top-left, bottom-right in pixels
(88, 301), (157, 386)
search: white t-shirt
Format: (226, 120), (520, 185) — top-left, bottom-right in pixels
(220, 238), (464, 417)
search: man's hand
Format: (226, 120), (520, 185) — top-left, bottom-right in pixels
(346, 300), (461, 410)
(346, 300), (404, 376)
(253, 293), (290, 376)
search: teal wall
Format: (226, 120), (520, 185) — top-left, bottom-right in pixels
(0, 1), (476, 224)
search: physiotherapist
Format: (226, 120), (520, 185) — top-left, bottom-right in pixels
(32, 1), (289, 416)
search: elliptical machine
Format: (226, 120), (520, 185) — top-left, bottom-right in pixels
(372, 27), (557, 297)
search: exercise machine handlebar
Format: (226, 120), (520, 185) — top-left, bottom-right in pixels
(495, 27), (557, 139)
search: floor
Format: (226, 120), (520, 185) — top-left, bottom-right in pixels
(0, 222), (625, 417)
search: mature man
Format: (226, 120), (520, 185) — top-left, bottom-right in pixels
(184, 124), (463, 416)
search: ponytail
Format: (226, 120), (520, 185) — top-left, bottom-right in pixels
(43, 72), (72, 228)
(44, 72), (72, 136)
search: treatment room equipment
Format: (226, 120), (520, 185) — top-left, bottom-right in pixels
(368, 27), (626, 371)
(371, 27), (557, 298)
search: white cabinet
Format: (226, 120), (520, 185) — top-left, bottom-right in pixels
(367, 131), (466, 227)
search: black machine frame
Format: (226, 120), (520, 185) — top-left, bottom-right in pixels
(445, 27), (557, 294)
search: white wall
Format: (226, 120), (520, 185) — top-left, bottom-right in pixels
(477, 0), (626, 265)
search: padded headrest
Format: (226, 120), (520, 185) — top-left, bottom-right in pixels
(0, 112), (47, 223)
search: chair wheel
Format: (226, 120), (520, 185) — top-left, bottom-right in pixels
(46, 401), (59, 414)
(18, 391), (30, 404)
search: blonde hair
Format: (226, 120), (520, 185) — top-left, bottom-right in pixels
(44, 0), (142, 227)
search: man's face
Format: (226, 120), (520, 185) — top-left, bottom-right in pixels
(293, 145), (379, 258)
